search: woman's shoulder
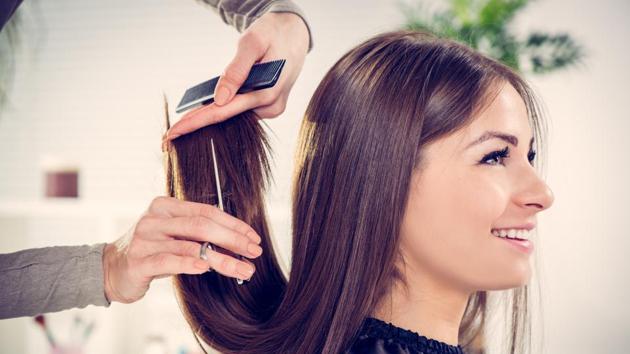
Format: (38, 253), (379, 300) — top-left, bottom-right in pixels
(345, 317), (464, 354)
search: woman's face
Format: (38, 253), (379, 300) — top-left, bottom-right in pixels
(400, 82), (554, 292)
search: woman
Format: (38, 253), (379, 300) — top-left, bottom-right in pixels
(164, 30), (554, 354)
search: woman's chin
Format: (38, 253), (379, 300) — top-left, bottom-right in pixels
(479, 264), (533, 291)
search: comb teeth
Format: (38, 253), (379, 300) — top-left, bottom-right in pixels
(240, 59), (286, 88)
(175, 59), (286, 113)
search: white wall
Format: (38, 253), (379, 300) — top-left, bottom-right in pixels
(0, 0), (628, 353)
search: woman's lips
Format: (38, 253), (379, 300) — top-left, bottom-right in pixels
(497, 236), (534, 254)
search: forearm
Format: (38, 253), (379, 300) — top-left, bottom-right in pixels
(198, 0), (313, 52)
(0, 243), (110, 319)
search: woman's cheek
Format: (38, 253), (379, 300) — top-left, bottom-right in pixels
(462, 181), (533, 290)
(398, 177), (480, 288)
(400, 168), (528, 291)
(467, 173), (510, 226)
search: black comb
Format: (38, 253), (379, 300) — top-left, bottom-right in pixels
(175, 59), (286, 113)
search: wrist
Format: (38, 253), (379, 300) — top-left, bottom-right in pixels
(267, 12), (310, 54)
(103, 243), (118, 303)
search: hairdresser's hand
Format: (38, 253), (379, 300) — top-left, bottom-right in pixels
(102, 196), (263, 303)
(165, 11), (310, 140)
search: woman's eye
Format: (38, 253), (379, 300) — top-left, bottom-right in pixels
(481, 147), (537, 166)
(481, 147), (510, 166)
(528, 150), (537, 165)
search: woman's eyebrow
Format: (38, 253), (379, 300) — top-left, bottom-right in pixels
(465, 131), (535, 149)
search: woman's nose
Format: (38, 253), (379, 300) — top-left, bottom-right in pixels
(517, 170), (555, 211)
(528, 182), (554, 211)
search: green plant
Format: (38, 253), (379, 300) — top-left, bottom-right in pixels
(400, 0), (586, 74)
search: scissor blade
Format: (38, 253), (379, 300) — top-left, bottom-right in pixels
(210, 138), (245, 285)
(210, 138), (224, 211)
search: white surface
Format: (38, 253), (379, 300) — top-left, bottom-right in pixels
(1, 0), (629, 353)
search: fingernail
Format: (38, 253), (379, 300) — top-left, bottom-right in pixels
(248, 230), (262, 244)
(215, 86), (230, 105)
(237, 263), (255, 278)
(247, 243), (263, 258)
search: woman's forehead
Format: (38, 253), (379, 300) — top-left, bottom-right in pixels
(457, 86), (531, 145)
(421, 97), (533, 162)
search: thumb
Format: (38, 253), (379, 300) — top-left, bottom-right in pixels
(214, 32), (269, 106)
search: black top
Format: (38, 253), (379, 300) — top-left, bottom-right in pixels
(346, 317), (464, 354)
(0, 0), (23, 32)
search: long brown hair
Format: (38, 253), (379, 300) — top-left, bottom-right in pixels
(164, 30), (548, 354)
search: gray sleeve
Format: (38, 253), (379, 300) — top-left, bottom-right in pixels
(199, 0), (313, 52)
(0, 243), (111, 319)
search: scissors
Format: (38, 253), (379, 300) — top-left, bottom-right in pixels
(199, 138), (246, 285)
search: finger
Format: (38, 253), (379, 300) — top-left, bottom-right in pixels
(146, 197), (262, 244)
(252, 97), (287, 119)
(130, 239), (203, 259)
(141, 253), (212, 277)
(166, 89), (273, 138)
(149, 216), (263, 259)
(200, 246), (257, 280)
(214, 31), (270, 106)
(178, 103), (208, 122)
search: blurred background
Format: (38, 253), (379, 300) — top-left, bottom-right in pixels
(0, 0), (628, 353)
